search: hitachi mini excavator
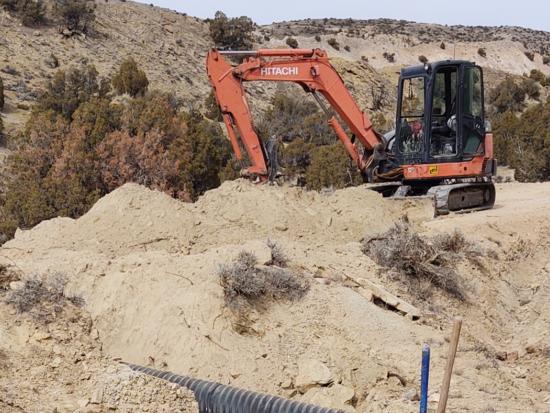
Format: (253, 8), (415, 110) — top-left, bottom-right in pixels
(206, 48), (496, 214)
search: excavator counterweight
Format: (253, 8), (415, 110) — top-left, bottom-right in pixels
(206, 48), (496, 214)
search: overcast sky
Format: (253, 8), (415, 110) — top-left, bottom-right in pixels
(135, 0), (550, 31)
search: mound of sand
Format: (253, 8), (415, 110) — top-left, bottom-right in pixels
(3, 181), (550, 412)
(10, 180), (433, 257)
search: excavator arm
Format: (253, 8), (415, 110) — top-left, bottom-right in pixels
(206, 48), (383, 179)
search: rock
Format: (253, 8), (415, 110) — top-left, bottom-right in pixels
(90, 328), (100, 340)
(403, 388), (420, 401)
(300, 384), (355, 411)
(32, 331), (52, 341)
(295, 358), (334, 391)
(50, 357), (63, 369)
(9, 281), (25, 291)
(90, 387), (103, 404)
(237, 240), (272, 265)
(495, 351), (507, 361)
(507, 351), (519, 362)
(77, 398), (89, 408)
(45, 54), (59, 69)
(33, 30), (41, 36)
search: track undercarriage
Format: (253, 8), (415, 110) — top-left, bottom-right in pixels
(367, 179), (496, 216)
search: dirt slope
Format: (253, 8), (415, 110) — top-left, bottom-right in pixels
(1, 180), (549, 412)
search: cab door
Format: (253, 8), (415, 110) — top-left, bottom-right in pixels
(460, 66), (486, 157)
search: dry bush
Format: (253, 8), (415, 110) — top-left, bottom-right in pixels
(267, 239), (288, 267)
(111, 57), (149, 97)
(5, 274), (84, 322)
(478, 48), (487, 58)
(362, 219), (470, 301)
(327, 38), (340, 50)
(209, 10), (255, 50)
(0, 264), (20, 290)
(286, 37), (298, 49)
(383, 52), (395, 63)
(54, 0), (95, 33)
(524, 51), (535, 62)
(434, 229), (469, 253)
(218, 251), (309, 332)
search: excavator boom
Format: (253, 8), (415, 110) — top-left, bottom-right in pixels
(206, 48), (382, 178)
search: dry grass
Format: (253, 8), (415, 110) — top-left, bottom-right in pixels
(362, 219), (480, 301)
(267, 239), (289, 267)
(0, 264), (20, 290)
(218, 250), (309, 333)
(5, 273), (84, 323)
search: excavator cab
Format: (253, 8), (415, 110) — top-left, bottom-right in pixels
(395, 61), (486, 166)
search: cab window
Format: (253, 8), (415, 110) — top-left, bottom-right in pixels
(399, 77), (425, 155)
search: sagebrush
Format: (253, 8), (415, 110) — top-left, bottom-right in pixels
(362, 220), (482, 301)
(218, 250), (309, 332)
(5, 274), (84, 322)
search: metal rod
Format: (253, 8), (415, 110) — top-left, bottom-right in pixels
(218, 50), (259, 56)
(419, 344), (430, 413)
(436, 318), (462, 413)
(218, 49), (316, 58)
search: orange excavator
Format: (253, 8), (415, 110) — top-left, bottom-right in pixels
(206, 48), (496, 214)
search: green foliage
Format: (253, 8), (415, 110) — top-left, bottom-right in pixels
(257, 91), (332, 145)
(111, 57), (149, 97)
(493, 102), (550, 182)
(327, 38), (340, 50)
(204, 90), (222, 121)
(529, 69), (545, 83)
(0, 76), (4, 110)
(0, 89), (233, 243)
(37, 65), (100, 119)
(281, 138), (315, 179)
(521, 78), (540, 100)
(0, 0), (45, 26)
(489, 77), (527, 113)
(477, 48), (486, 58)
(305, 143), (362, 190)
(209, 11), (255, 50)
(54, 0), (95, 33)
(524, 51), (535, 61)
(285, 37), (298, 49)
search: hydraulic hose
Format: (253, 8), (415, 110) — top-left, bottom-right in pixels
(123, 362), (347, 413)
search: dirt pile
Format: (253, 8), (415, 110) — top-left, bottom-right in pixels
(1, 180), (550, 412)
(0, 275), (197, 413)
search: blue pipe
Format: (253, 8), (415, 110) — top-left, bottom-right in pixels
(419, 343), (430, 413)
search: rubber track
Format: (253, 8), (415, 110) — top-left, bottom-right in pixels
(123, 362), (347, 413)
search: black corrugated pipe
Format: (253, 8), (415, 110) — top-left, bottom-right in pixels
(123, 362), (347, 413)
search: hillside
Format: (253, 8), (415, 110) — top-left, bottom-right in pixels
(263, 18), (550, 74)
(2, 1), (550, 136)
